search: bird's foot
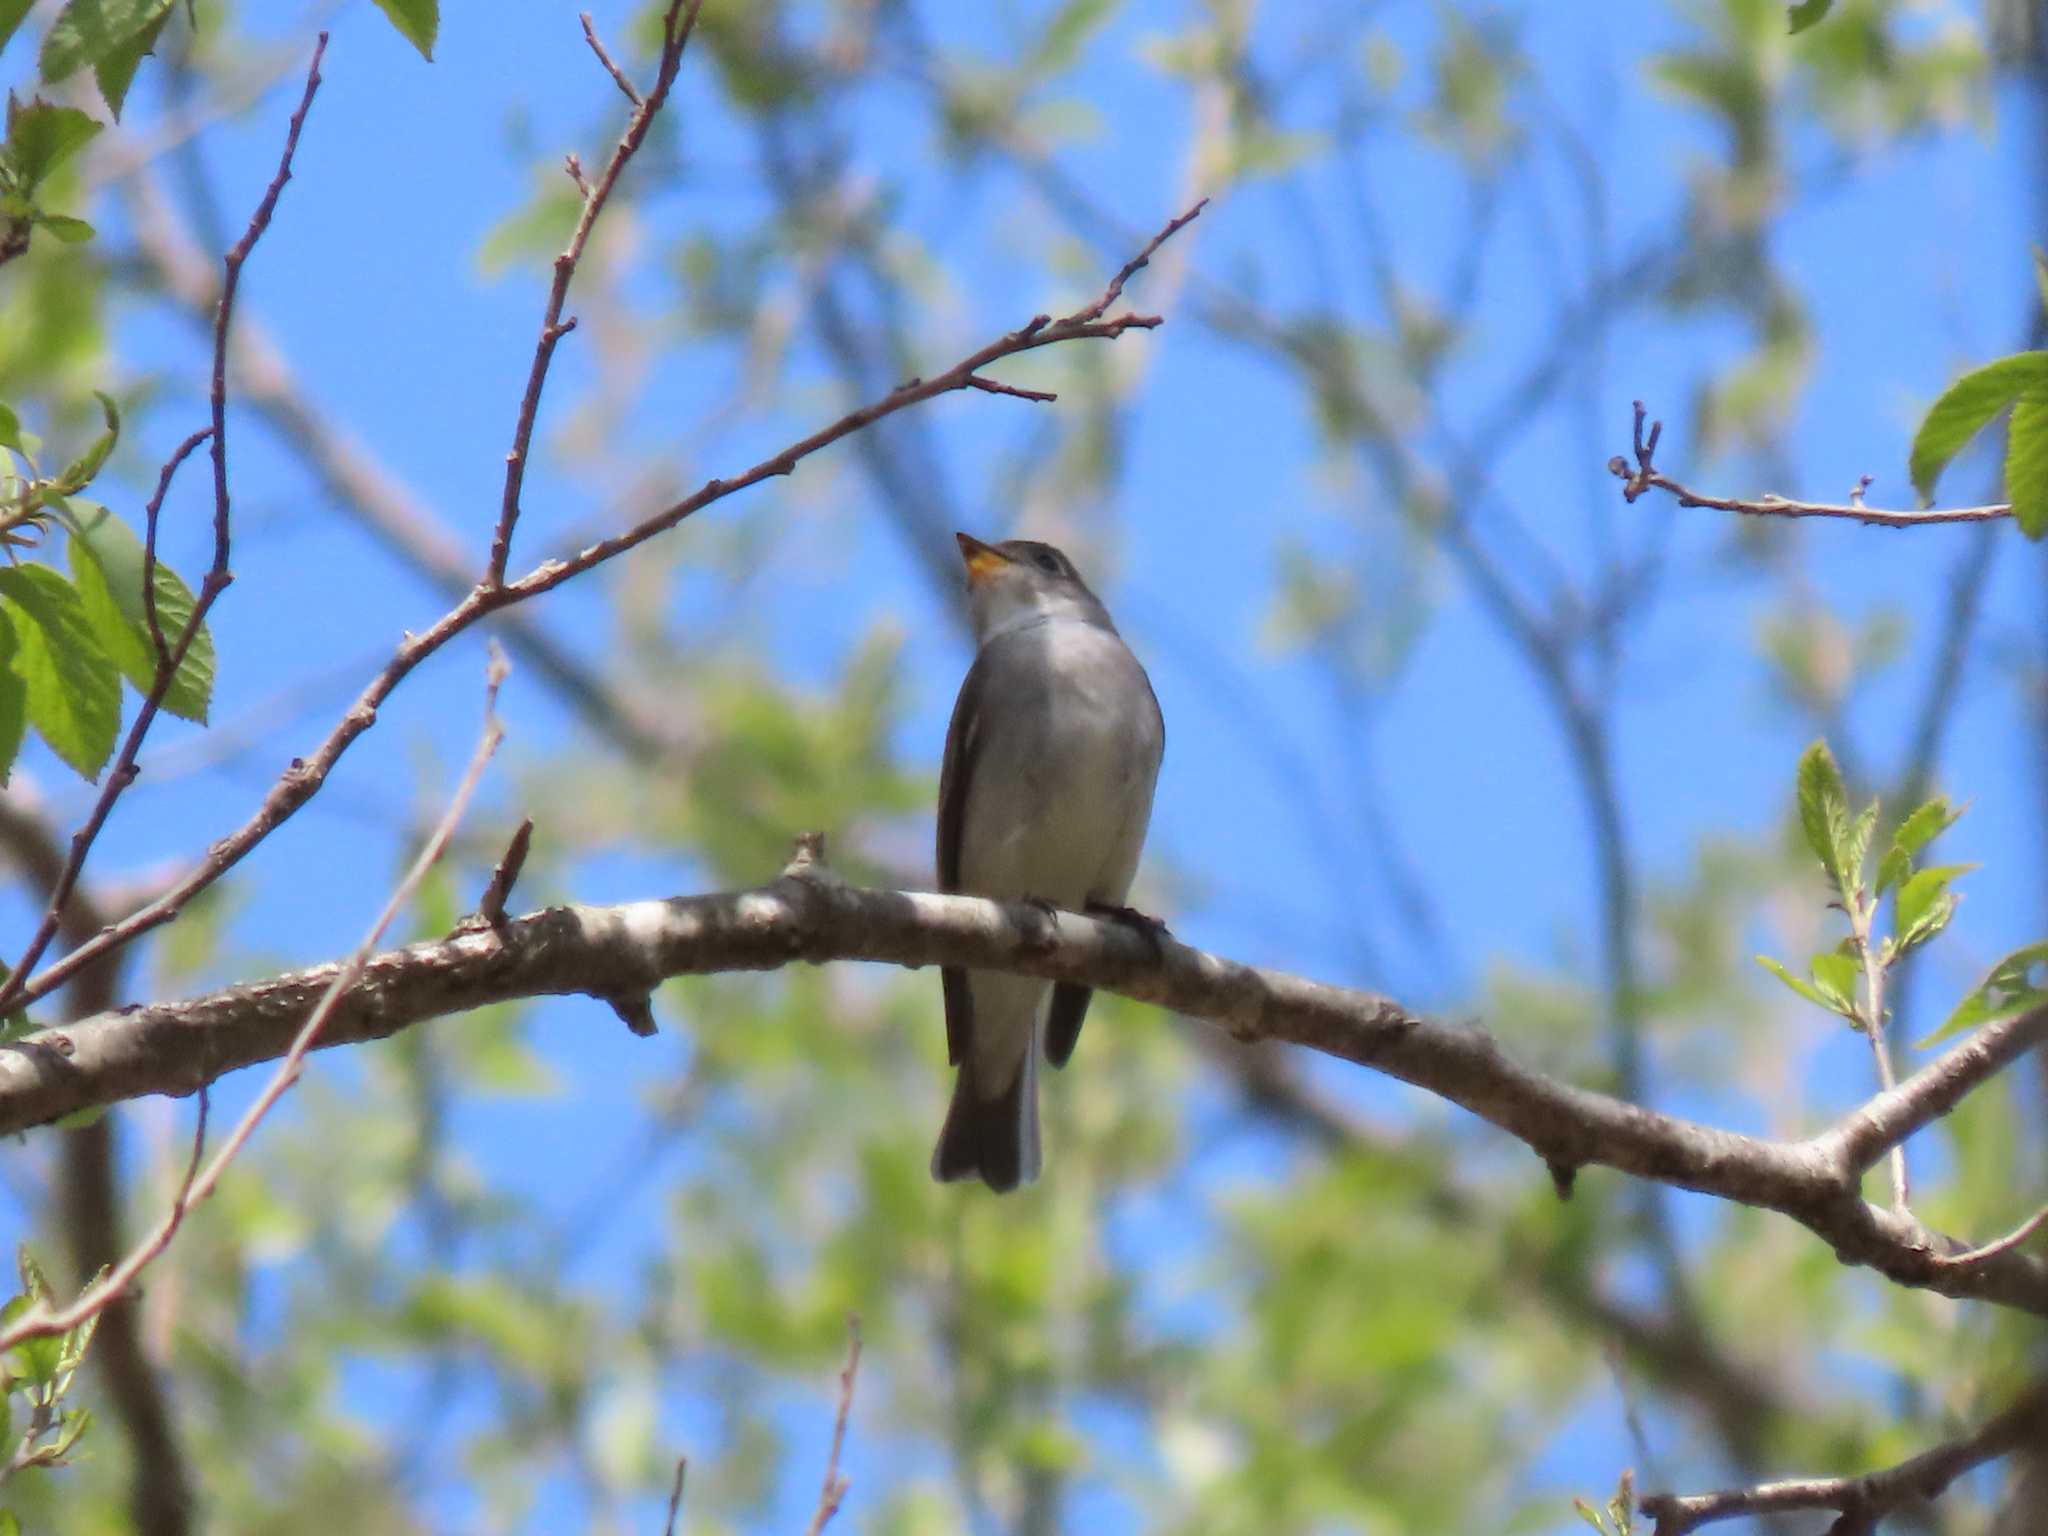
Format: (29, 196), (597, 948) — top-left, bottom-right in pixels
(1020, 894), (1062, 953)
(1086, 900), (1172, 956)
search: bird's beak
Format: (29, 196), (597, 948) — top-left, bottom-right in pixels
(955, 532), (1010, 588)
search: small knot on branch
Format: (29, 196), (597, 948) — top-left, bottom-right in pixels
(601, 990), (659, 1038)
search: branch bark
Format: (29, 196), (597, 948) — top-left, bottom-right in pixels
(4, 854), (2043, 1314)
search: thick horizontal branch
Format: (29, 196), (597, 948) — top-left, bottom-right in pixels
(3, 859), (2044, 1313)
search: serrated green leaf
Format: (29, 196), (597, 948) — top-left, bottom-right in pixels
(0, 609), (23, 787)
(1756, 953), (1844, 1015)
(1920, 941), (2048, 1047)
(64, 500), (212, 722)
(92, 2), (169, 119)
(1890, 796), (1962, 865)
(1909, 351), (2048, 503)
(1844, 801), (1878, 893)
(1895, 863), (1974, 948)
(1795, 739), (1850, 888)
(1788, 0), (1831, 32)
(38, 0), (170, 85)
(56, 391), (116, 491)
(1875, 847), (1910, 898)
(0, 564), (120, 779)
(17, 1250), (47, 1305)
(369, 0), (436, 59)
(0, 96), (101, 190)
(33, 212), (92, 243)
(2007, 391), (2048, 539)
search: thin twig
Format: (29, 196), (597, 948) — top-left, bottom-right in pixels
(803, 1316), (863, 1536)
(1610, 401), (2012, 528)
(1640, 1380), (2048, 1533)
(488, 0), (704, 587)
(1848, 885), (1909, 1211)
(965, 374), (1057, 403)
(475, 817), (533, 931)
(0, 37), (327, 1024)
(0, 649), (508, 1352)
(139, 425), (214, 668)
(8, 201), (1202, 1014)
(581, 11), (643, 107)
(1928, 1201), (2048, 1272)
(659, 1457), (686, 1536)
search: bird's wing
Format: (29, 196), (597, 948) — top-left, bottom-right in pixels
(936, 651), (993, 1065)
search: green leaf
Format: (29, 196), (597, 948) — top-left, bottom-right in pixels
(1874, 847), (1910, 898)
(0, 0), (33, 57)
(1844, 801), (1878, 895)
(64, 499), (213, 722)
(9, 1332), (58, 1389)
(50, 1404), (89, 1457)
(1895, 863), (1972, 952)
(32, 211), (92, 243)
(1809, 950), (1859, 1015)
(0, 405), (18, 452)
(1919, 942), (2048, 1048)
(0, 1509), (23, 1536)
(1756, 953), (1849, 1017)
(0, 609), (28, 786)
(0, 564), (121, 779)
(56, 391), (117, 491)
(1890, 796), (1962, 865)
(1909, 351), (2048, 503)
(1794, 738), (1851, 888)
(91, 2), (169, 119)
(1788, 0), (1832, 32)
(369, 0), (437, 59)
(38, 0), (171, 85)
(2007, 391), (2048, 539)
(0, 96), (102, 191)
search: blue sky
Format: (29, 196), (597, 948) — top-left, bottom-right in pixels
(3, 0), (2045, 1529)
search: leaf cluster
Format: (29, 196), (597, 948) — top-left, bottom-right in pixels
(0, 1247), (103, 1525)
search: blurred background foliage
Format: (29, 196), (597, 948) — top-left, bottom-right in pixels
(0, 0), (2046, 1532)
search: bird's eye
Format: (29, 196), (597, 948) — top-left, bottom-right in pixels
(1034, 551), (1060, 574)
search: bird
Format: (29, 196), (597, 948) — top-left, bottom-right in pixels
(932, 531), (1165, 1191)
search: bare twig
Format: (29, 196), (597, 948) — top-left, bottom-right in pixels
(803, 1316), (864, 1536)
(0, 37), (327, 1023)
(1640, 1380), (2048, 1533)
(964, 373), (1057, 403)
(489, 0), (704, 586)
(582, 11), (643, 107)
(6, 852), (2047, 1316)
(476, 817), (534, 931)
(659, 1456), (687, 1536)
(0, 649), (508, 1352)
(1928, 1201), (2048, 1273)
(10, 201), (1201, 1014)
(1610, 402), (2012, 528)
(1846, 881), (1909, 1211)
(139, 426), (214, 668)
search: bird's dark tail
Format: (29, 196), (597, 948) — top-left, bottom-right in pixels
(930, 1050), (1040, 1192)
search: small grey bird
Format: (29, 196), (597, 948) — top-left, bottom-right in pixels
(932, 532), (1165, 1192)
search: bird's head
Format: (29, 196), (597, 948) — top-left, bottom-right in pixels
(955, 532), (1114, 641)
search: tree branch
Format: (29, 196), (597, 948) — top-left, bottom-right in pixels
(10, 197), (1200, 1015)
(6, 851), (2044, 1314)
(0, 37), (327, 1023)
(1610, 401), (2012, 528)
(489, 0), (705, 586)
(0, 651), (506, 1352)
(1640, 1380), (2048, 1533)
